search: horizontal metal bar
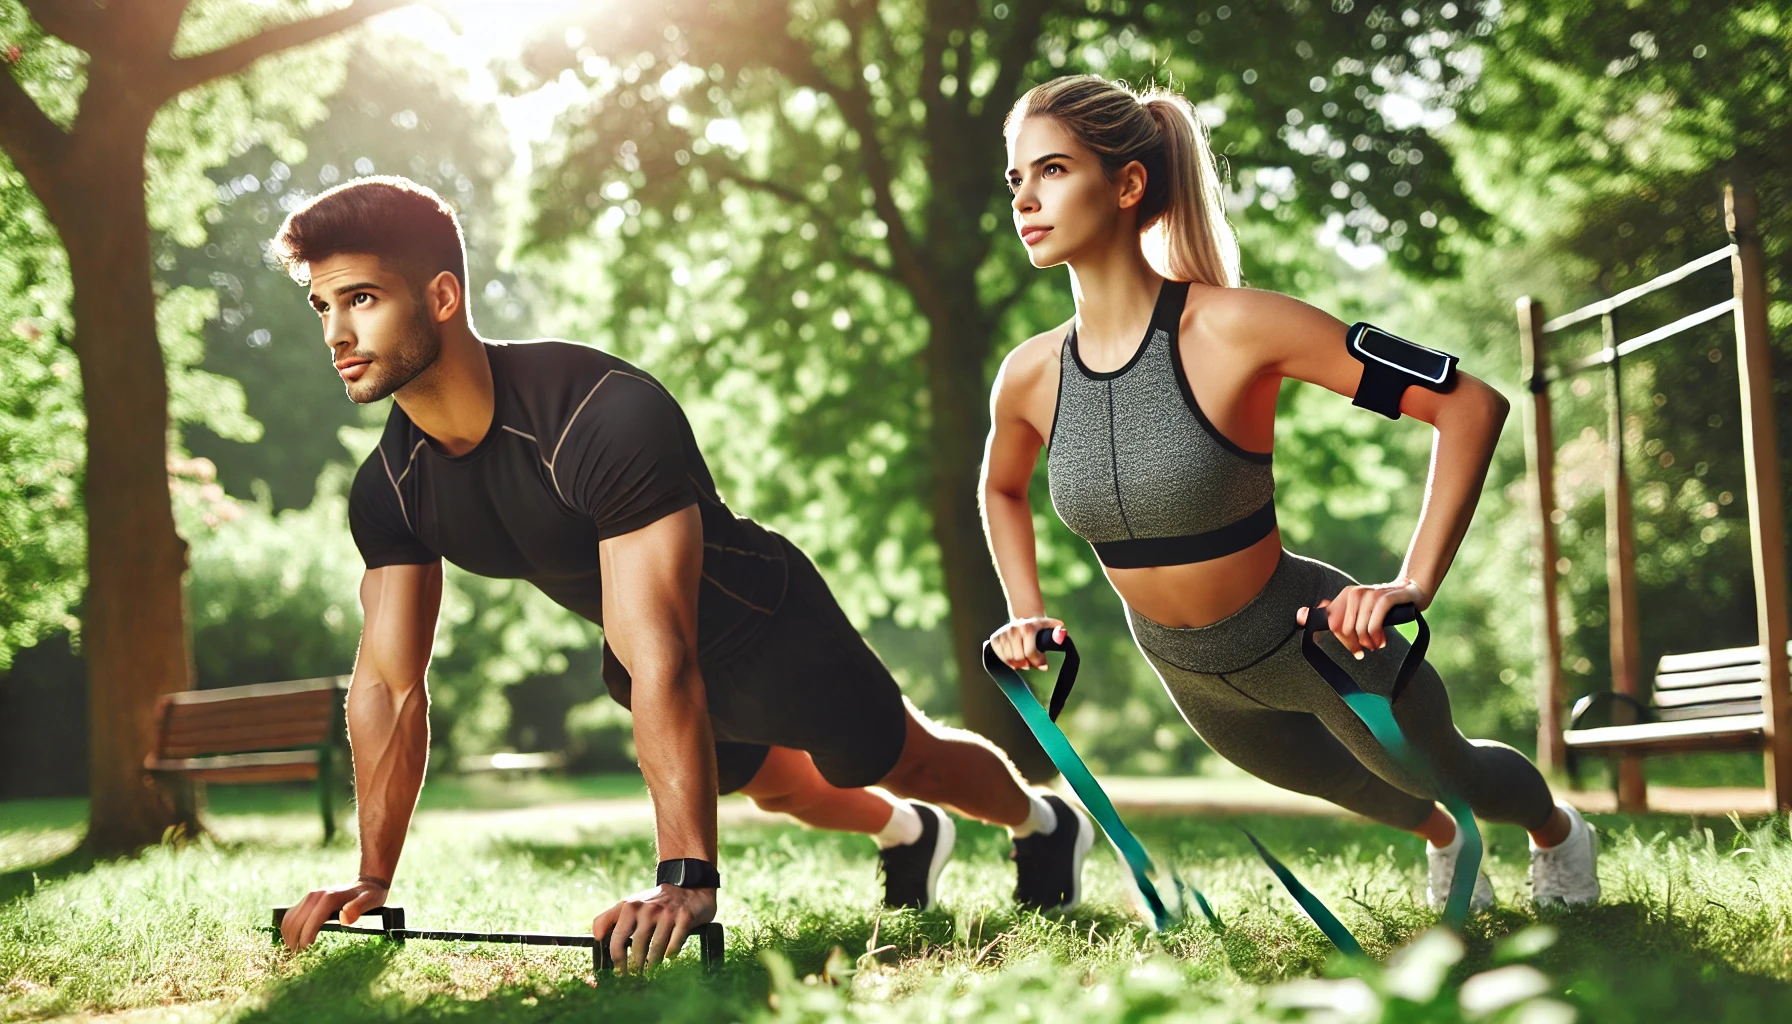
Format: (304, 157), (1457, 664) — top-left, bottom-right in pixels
(1542, 245), (1736, 334)
(394, 929), (595, 947)
(1550, 298), (1739, 379)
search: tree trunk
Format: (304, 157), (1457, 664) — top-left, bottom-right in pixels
(923, 285), (1054, 782)
(61, 102), (200, 854)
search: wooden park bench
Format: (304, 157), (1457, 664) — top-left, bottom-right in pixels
(1564, 644), (1792, 802)
(144, 675), (349, 841)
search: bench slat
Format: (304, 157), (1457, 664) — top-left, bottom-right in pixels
(164, 701), (335, 735)
(1653, 682), (1766, 708)
(1655, 663), (1768, 690)
(163, 690), (336, 723)
(164, 676), (348, 705)
(1655, 699), (1765, 722)
(147, 749), (321, 772)
(1656, 642), (1792, 675)
(1564, 713), (1766, 756)
(162, 732), (333, 760)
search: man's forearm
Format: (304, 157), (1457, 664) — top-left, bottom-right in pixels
(347, 678), (431, 883)
(631, 665), (718, 863)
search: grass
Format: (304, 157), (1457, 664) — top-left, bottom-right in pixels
(2, 778), (1790, 1022)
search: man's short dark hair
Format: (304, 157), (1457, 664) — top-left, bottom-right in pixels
(271, 175), (467, 293)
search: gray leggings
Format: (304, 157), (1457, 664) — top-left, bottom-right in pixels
(1128, 550), (1555, 832)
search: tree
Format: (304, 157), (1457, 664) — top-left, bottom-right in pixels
(0, 0), (403, 853)
(517, 0), (1491, 775)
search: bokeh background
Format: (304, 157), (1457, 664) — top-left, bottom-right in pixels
(2, 0), (1787, 797)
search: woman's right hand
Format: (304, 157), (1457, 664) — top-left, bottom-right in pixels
(989, 616), (1067, 670)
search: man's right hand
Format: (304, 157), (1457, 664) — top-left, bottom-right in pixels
(989, 616), (1066, 671)
(279, 879), (389, 951)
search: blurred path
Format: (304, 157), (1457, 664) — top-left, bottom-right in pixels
(394, 777), (1779, 843)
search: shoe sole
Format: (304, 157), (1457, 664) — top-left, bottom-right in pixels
(917, 803), (956, 912)
(1055, 802), (1095, 913)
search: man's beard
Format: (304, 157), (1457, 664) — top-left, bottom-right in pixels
(347, 307), (441, 404)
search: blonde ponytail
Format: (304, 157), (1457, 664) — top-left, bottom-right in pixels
(1006, 76), (1240, 287)
(1141, 93), (1239, 287)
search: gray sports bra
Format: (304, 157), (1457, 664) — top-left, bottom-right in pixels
(1046, 280), (1276, 569)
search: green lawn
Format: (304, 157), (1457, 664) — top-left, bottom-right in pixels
(3, 779), (1790, 1022)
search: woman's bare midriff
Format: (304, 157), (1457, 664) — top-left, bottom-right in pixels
(1102, 526), (1285, 628)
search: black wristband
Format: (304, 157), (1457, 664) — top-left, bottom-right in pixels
(358, 874), (391, 890)
(656, 858), (721, 889)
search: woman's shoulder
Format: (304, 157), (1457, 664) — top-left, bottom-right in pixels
(997, 318), (1073, 386)
(1181, 284), (1344, 352)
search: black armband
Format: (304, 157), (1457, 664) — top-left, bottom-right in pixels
(1345, 322), (1460, 420)
(657, 858), (721, 889)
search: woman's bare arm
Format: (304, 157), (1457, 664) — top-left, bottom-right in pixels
(1200, 289), (1509, 652)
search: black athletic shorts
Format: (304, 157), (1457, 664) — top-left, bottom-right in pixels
(600, 533), (910, 794)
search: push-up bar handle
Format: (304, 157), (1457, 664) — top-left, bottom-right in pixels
(270, 906), (725, 972)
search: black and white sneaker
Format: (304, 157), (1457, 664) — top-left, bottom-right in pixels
(877, 801), (955, 910)
(1011, 794), (1094, 912)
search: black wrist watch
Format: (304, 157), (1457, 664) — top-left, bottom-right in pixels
(656, 858), (721, 890)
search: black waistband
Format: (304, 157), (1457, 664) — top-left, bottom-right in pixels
(1091, 500), (1277, 569)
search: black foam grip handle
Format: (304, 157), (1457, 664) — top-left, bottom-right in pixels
(1316, 601), (1417, 631)
(595, 921), (724, 972)
(1030, 627), (1080, 722)
(1305, 601), (1430, 704)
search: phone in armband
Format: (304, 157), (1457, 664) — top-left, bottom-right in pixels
(1344, 322), (1460, 419)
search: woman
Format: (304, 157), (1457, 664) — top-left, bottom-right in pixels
(980, 75), (1599, 912)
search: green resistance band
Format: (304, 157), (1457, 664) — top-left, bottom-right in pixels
(981, 635), (1217, 933)
(1298, 604), (1482, 929)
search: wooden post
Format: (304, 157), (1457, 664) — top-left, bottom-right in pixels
(1727, 184), (1792, 813)
(1603, 312), (1649, 812)
(1517, 298), (1568, 773)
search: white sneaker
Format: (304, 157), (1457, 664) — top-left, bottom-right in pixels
(1427, 822), (1495, 912)
(1530, 801), (1600, 906)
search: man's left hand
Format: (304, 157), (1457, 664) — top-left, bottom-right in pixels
(592, 883), (717, 973)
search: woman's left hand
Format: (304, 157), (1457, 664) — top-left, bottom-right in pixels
(1295, 580), (1430, 660)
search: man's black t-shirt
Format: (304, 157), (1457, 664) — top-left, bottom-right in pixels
(348, 340), (787, 661)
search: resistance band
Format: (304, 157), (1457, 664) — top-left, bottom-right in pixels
(982, 634), (1217, 932)
(1297, 603), (1483, 929)
(986, 602), (1484, 949)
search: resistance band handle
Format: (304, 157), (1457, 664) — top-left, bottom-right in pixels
(1032, 627), (1080, 722)
(1309, 600), (1429, 703)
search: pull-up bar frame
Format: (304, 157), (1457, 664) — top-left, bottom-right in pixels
(1516, 185), (1790, 813)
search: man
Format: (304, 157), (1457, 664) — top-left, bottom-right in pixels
(274, 177), (1092, 971)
